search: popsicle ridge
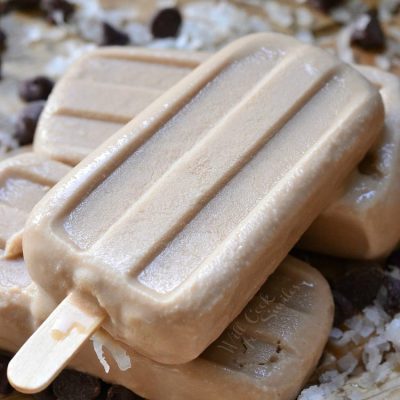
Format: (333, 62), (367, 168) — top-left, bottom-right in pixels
(23, 33), (383, 364)
(61, 40), (291, 251)
(85, 45), (340, 276)
(35, 49), (208, 165)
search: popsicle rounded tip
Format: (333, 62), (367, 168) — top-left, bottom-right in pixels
(7, 354), (53, 394)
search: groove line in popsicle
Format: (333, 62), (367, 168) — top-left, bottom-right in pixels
(52, 80), (163, 124)
(61, 45), (290, 251)
(136, 66), (375, 295)
(87, 49), (339, 278)
(69, 55), (199, 87)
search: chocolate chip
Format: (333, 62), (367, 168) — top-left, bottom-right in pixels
(106, 385), (143, 400)
(382, 275), (400, 316)
(307, 0), (343, 12)
(351, 9), (386, 51)
(0, 354), (13, 395)
(53, 370), (101, 400)
(332, 265), (384, 311)
(151, 8), (182, 39)
(1, 0), (40, 13)
(19, 76), (54, 102)
(101, 22), (130, 46)
(387, 249), (400, 269)
(13, 100), (45, 145)
(0, 29), (6, 53)
(332, 290), (357, 326)
(41, 0), (75, 24)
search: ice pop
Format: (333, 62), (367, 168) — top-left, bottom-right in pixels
(0, 153), (70, 259)
(1, 256), (334, 400)
(10, 33), (383, 390)
(36, 47), (400, 261)
(300, 66), (400, 259)
(34, 47), (208, 165)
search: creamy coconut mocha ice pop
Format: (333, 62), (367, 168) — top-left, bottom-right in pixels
(1, 255), (334, 400)
(8, 33), (384, 391)
(301, 66), (400, 259)
(36, 48), (400, 261)
(35, 48), (208, 166)
(0, 153), (70, 259)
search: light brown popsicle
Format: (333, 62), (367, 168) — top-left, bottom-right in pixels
(0, 153), (70, 259)
(36, 48), (400, 261)
(34, 47), (208, 166)
(300, 66), (400, 259)
(1, 256), (334, 400)
(19, 33), (383, 370)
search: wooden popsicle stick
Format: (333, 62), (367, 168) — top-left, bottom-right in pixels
(7, 292), (105, 394)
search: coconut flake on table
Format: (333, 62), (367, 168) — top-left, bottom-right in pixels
(295, 7), (314, 29)
(336, 26), (355, 64)
(45, 41), (96, 78)
(91, 331), (131, 374)
(264, 1), (294, 29)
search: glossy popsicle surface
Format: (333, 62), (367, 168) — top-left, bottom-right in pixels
(23, 33), (383, 364)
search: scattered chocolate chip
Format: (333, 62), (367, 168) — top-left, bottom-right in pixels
(386, 249), (400, 269)
(13, 100), (45, 145)
(151, 7), (182, 39)
(2, 0), (40, 13)
(382, 275), (400, 316)
(332, 290), (357, 326)
(307, 0), (343, 12)
(106, 385), (143, 400)
(351, 9), (386, 51)
(41, 0), (75, 24)
(33, 387), (57, 400)
(19, 76), (54, 102)
(0, 354), (13, 395)
(101, 22), (130, 46)
(358, 151), (382, 177)
(332, 265), (384, 311)
(53, 370), (101, 400)
(0, 29), (6, 53)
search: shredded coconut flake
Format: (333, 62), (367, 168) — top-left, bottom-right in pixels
(91, 331), (132, 373)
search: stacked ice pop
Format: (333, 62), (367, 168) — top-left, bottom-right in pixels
(0, 32), (398, 400)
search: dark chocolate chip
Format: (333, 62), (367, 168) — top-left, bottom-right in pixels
(13, 100), (45, 145)
(1, 0), (40, 13)
(53, 370), (101, 400)
(357, 151), (382, 177)
(33, 386), (57, 400)
(151, 7), (182, 39)
(19, 76), (54, 102)
(0, 28), (6, 53)
(332, 290), (357, 326)
(101, 22), (130, 46)
(332, 265), (384, 311)
(307, 0), (343, 12)
(351, 9), (386, 51)
(382, 275), (400, 316)
(0, 354), (13, 395)
(387, 249), (400, 269)
(107, 385), (144, 400)
(41, 0), (75, 24)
